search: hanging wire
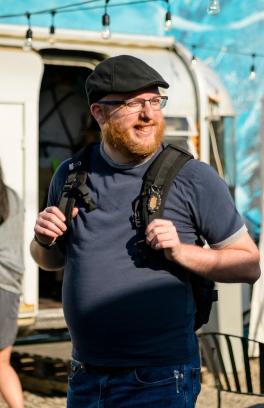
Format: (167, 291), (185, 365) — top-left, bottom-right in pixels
(0, 0), (102, 19)
(184, 43), (264, 60)
(0, 0), (160, 19)
(0, 0), (263, 63)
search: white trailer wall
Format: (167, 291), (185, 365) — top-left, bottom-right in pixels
(0, 49), (43, 313)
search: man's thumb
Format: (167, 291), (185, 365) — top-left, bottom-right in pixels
(72, 207), (79, 218)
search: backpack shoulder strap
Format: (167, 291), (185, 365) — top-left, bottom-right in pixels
(140, 144), (193, 228)
(58, 143), (97, 227)
(138, 144), (218, 331)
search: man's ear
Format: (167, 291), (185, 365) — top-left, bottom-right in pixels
(90, 103), (106, 125)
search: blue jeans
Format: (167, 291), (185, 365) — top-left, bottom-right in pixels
(67, 358), (201, 407)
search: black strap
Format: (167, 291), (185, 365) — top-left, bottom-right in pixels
(140, 144), (193, 228)
(58, 144), (97, 228)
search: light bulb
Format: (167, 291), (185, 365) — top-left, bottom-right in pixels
(164, 10), (172, 31)
(49, 25), (56, 45)
(23, 28), (33, 51)
(207, 0), (220, 15)
(191, 45), (197, 65)
(102, 26), (111, 40)
(191, 56), (197, 65)
(101, 13), (111, 40)
(249, 66), (256, 81)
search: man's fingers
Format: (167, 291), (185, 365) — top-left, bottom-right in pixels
(145, 219), (175, 234)
(34, 206), (68, 240)
(36, 218), (65, 236)
(146, 226), (171, 243)
(34, 206), (79, 244)
(45, 206), (66, 222)
(72, 208), (79, 218)
(145, 218), (180, 252)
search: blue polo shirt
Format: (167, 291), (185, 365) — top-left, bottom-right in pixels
(48, 143), (245, 366)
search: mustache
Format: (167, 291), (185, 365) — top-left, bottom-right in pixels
(134, 120), (158, 127)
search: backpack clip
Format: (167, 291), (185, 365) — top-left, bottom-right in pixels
(147, 185), (162, 214)
(69, 161), (82, 171)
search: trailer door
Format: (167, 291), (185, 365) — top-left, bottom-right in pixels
(0, 49), (43, 317)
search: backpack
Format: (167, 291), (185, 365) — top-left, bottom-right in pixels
(58, 143), (218, 330)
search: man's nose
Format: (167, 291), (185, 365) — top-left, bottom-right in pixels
(140, 100), (155, 119)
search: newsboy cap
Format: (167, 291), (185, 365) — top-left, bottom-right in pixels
(85, 55), (169, 105)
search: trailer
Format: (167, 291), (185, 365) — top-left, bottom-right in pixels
(0, 24), (239, 333)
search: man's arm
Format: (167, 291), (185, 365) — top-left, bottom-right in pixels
(146, 219), (260, 284)
(30, 239), (65, 271)
(30, 206), (78, 271)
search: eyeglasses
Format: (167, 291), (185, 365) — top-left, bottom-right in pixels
(97, 95), (168, 112)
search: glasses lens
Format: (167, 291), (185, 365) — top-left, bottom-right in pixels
(150, 97), (163, 110)
(124, 96), (167, 112)
(126, 100), (142, 110)
(159, 97), (167, 109)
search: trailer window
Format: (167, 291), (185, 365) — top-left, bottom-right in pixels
(164, 116), (195, 153)
(209, 117), (236, 196)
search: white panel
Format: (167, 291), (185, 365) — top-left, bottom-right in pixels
(0, 49), (43, 313)
(0, 104), (24, 199)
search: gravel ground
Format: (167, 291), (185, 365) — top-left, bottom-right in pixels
(0, 383), (264, 407)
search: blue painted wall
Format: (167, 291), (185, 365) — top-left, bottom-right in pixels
(1, 0), (263, 240)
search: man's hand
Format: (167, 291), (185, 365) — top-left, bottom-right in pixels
(145, 218), (260, 284)
(34, 206), (79, 246)
(145, 219), (181, 262)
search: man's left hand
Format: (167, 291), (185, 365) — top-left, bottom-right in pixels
(145, 219), (181, 262)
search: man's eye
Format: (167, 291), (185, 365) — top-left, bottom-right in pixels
(126, 100), (141, 108)
(151, 98), (161, 105)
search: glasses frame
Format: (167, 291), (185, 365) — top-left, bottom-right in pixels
(96, 95), (168, 111)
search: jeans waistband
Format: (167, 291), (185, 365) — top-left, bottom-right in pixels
(72, 359), (136, 375)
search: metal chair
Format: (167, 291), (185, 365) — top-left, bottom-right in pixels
(198, 332), (264, 408)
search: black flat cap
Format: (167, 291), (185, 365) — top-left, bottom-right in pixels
(86, 55), (169, 105)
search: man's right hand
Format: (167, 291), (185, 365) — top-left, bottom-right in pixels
(34, 206), (79, 247)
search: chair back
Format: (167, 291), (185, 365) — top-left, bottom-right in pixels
(199, 332), (264, 397)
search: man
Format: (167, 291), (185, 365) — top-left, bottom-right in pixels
(30, 55), (260, 408)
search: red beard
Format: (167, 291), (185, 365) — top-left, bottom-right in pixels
(102, 118), (165, 160)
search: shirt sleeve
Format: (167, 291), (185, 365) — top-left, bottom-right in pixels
(186, 161), (246, 247)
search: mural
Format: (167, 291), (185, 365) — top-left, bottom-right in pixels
(1, 0), (263, 240)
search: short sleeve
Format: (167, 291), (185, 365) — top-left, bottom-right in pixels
(185, 161), (246, 247)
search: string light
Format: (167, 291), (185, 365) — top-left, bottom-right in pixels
(101, 0), (110, 39)
(191, 44), (197, 65)
(1, 0), (263, 74)
(164, 0), (172, 32)
(23, 12), (33, 51)
(249, 54), (256, 81)
(207, 0), (221, 15)
(49, 10), (56, 45)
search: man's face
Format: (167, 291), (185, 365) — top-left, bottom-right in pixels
(94, 88), (165, 160)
